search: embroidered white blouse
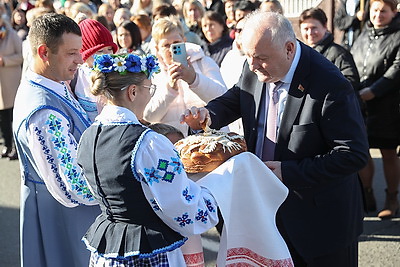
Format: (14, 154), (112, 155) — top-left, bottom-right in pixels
(26, 71), (97, 207)
(95, 105), (219, 236)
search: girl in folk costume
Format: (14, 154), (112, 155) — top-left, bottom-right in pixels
(77, 53), (219, 266)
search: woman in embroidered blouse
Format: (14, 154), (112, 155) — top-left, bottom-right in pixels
(77, 53), (219, 266)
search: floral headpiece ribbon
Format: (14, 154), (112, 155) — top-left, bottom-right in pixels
(92, 53), (161, 78)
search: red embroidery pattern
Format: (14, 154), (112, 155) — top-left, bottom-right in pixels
(226, 247), (293, 267)
(183, 252), (205, 267)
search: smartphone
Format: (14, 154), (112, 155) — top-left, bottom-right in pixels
(170, 43), (188, 66)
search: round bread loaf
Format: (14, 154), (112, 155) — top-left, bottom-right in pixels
(175, 130), (247, 173)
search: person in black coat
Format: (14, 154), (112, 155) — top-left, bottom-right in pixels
(299, 7), (360, 91)
(182, 11), (369, 267)
(201, 10), (233, 66)
(351, 0), (400, 219)
(334, 0), (370, 50)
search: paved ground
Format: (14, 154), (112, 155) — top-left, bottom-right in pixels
(0, 149), (399, 266)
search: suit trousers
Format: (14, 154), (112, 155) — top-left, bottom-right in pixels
(278, 223), (358, 267)
(290, 240), (358, 267)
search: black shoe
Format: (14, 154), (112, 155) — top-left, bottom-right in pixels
(1, 147), (11, 158)
(7, 149), (18, 160)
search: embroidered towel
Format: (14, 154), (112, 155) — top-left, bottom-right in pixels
(181, 234), (205, 267)
(197, 152), (293, 266)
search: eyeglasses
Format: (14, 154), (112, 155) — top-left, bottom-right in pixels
(142, 84), (157, 97)
(120, 84), (157, 97)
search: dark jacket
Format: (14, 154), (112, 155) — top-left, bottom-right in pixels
(334, 0), (370, 49)
(207, 34), (233, 67)
(351, 13), (400, 140)
(206, 42), (368, 258)
(206, 0), (225, 17)
(314, 32), (360, 91)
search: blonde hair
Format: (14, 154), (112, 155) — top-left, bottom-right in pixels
(152, 16), (184, 44)
(35, 0), (56, 12)
(182, 0), (205, 27)
(130, 0), (153, 16)
(98, 3), (114, 18)
(69, 2), (93, 20)
(91, 71), (147, 101)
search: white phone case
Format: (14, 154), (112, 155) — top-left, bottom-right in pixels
(171, 43), (188, 66)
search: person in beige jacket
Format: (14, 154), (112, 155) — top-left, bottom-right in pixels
(0, 12), (23, 160)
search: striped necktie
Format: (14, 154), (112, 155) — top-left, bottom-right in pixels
(262, 81), (282, 161)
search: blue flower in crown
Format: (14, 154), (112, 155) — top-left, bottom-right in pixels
(145, 55), (161, 78)
(93, 54), (114, 73)
(92, 53), (160, 78)
(125, 54), (142, 73)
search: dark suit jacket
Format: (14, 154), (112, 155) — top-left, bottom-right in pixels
(206, 42), (369, 259)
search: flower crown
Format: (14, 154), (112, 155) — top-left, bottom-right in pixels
(92, 53), (161, 78)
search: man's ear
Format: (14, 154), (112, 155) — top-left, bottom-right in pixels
(285, 41), (295, 59)
(37, 44), (49, 61)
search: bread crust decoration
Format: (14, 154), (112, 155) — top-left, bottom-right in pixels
(175, 130), (247, 173)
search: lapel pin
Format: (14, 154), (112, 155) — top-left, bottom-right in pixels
(298, 84), (305, 92)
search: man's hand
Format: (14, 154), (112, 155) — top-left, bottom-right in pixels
(356, 10), (366, 21)
(265, 161), (282, 181)
(359, 87), (375, 101)
(180, 106), (211, 130)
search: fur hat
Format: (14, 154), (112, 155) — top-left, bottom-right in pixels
(79, 19), (118, 62)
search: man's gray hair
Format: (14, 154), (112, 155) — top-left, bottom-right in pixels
(243, 10), (296, 46)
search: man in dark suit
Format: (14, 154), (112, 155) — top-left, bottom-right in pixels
(181, 11), (369, 267)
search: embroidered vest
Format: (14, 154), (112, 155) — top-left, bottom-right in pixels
(13, 79), (91, 184)
(77, 123), (185, 258)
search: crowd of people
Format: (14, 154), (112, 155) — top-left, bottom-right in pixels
(0, 0), (399, 266)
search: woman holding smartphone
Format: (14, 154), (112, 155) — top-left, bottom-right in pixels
(143, 16), (227, 136)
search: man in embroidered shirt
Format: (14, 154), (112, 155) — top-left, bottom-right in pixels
(13, 14), (100, 267)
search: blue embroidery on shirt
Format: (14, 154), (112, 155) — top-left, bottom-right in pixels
(150, 199), (160, 211)
(174, 212), (193, 227)
(170, 155), (183, 174)
(144, 156), (184, 185)
(183, 187), (194, 202)
(195, 209), (209, 223)
(143, 167), (162, 185)
(34, 114), (95, 204)
(205, 198), (216, 213)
